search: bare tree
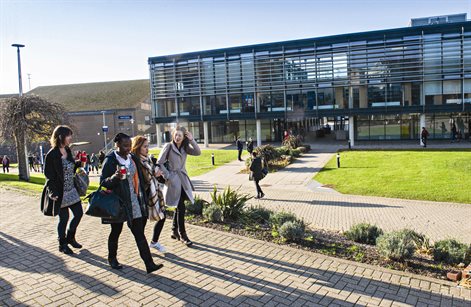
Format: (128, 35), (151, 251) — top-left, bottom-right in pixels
(0, 95), (69, 181)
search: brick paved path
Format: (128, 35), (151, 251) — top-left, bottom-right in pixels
(192, 149), (471, 244)
(0, 189), (470, 306)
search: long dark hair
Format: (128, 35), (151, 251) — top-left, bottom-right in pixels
(50, 125), (73, 148)
(172, 126), (189, 149)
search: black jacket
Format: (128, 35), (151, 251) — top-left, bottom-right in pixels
(249, 157), (264, 181)
(236, 139), (243, 150)
(100, 152), (148, 226)
(44, 147), (80, 206)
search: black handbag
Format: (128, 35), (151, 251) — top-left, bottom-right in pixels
(156, 149), (171, 184)
(40, 185), (60, 216)
(84, 185), (123, 219)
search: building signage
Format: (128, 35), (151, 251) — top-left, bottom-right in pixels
(102, 126), (109, 132)
(118, 115), (132, 120)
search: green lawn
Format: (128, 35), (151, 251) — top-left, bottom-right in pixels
(0, 173), (99, 195)
(314, 150), (471, 204)
(149, 148), (239, 177)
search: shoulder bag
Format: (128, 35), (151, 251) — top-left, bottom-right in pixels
(84, 184), (123, 219)
(40, 185), (60, 216)
(156, 148), (171, 184)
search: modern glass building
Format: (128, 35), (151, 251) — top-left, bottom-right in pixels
(149, 15), (471, 146)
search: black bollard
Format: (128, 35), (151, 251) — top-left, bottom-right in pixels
(336, 153), (340, 168)
(211, 153), (215, 166)
(348, 139), (351, 150)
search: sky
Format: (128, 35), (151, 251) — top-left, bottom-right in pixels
(1, 0), (470, 94)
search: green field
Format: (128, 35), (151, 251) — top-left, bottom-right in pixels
(149, 148), (239, 177)
(314, 150), (471, 204)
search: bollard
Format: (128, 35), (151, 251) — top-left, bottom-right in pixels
(211, 153), (215, 166)
(348, 139), (351, 150)
(336, 153), (340, 168)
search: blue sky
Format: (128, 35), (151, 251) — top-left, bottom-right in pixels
(1, 0), (470, 94)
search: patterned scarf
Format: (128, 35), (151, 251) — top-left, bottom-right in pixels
(140, 156), (165, 220)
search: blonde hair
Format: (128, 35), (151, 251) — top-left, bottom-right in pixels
(131, 135), (148, 156)
(172, 126), (189, 148)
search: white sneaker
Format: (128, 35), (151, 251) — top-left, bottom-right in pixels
(149, 241), (167, 253)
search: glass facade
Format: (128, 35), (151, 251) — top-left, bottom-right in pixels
(150, 21), (471, 142)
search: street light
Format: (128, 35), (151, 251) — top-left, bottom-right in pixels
(101, 111), (108, 152)
(11, 44), (25, 97)
(130, 118), (135, 136)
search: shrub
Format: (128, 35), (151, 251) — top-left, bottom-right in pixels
(345, 223), (383, 245)
(376, 230), (416, 261)
(282, 135), (301, 149)
(254, 144), (281, 162)
(269, 211), (299, 230)
(297, 146), (307, 153)
(433, 239), (470, 264)
(303, 144), (311, 151)
(245, 156), (253, 169)
(185, 196), (209, 216)
(399, 229), (432, 254)
(210, 186), (252, 222)
(203, 203), (223, 222)
(289, 148), (301, 157)
(275, 146), (290, 155)
(244, 205), (273, 225)
(279, 221), (305, 242)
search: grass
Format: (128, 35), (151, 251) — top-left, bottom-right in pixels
(314, 150), (471, 204)
(0, 173), (99, 195)
(149, 148), (239, 177)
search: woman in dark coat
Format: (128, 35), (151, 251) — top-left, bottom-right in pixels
(100, 133), (163, 273)
(44, 125), (83, 255)
(249, 151), (265, 199)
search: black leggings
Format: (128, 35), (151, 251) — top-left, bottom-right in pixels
(152, 218), (166, 243)
(109, 217), (147, 244)
(57, 201), (83, 239)
(172, 188), (188, 235)
(255, 180), (264, 196)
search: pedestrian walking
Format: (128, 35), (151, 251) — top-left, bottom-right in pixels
(246, 137), (254, 154)
(100, 133), (163, 273)
(89, 153), (99, 174)
(98, 150), (106, 168)
(131, 135), (167, 253)
(158, 126), (201, 246)
(421, 127), (429, 148)
(451, 122), (457, 142)
(249, 151), (265, 199)
(236, 136), (243, 161)
(28, 154), (35, 172)
(2, 155), (10, 173)
(43, 125), (83, 255)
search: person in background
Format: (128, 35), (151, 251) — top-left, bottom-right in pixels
(100, 133), (163, 273)
(246, 137), (254, 155)
(158, 126), (201, 246)
(2, 155), (10, 173)
(421, 127), (429, 148)
(44, 125), (83, 255)
(249, 151), (265, 199)
(236, 136), (243, 161)
(89, 153), (99, 174)
(98, 150), (106, 168)
(131, 135), (167, 253)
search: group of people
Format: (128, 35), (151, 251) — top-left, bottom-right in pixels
(236, 137), (253, 161)
(43, 125), (200, 274)
(74, 150), (106, 174)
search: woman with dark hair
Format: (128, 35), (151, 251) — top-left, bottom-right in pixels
(44, 125), (83, 254)
(100, 133), (163, 273)
(158, 126), (201, 246)
(131, 135), (166, 253)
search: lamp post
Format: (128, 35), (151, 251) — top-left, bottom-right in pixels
(11, 44), (25, 97)
(101, 111), (108, 151)
(130, 118), (135, 136)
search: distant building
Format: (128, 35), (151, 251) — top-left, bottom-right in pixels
(29, 79), (153, 153)
(149, 14), (471, 146)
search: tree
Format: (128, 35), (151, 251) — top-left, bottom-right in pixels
(0, 95), (69, 181)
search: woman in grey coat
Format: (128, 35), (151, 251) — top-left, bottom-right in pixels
(157, 127), (201, 246)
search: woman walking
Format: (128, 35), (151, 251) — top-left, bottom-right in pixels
(44, 125), (83, 254)
(249, 151), (265, 199)
(158, 127), (201, 246)
(100, 133), (163, 273)
(131, 135), (167, 253)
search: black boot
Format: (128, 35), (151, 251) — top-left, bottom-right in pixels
(136, 240), (163, 274)
(170, 229), (180, 240)
(58, 238), (73, 255)
(180, 233), (193, 246)
(66, 230), (82, 249)
(108, 241), (122, 270)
